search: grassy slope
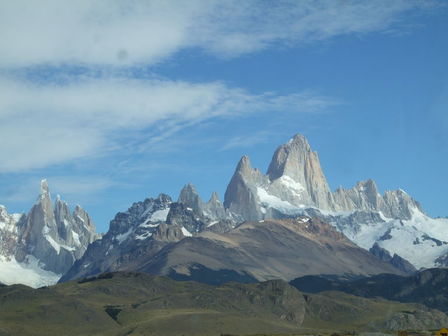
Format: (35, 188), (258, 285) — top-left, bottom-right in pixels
(0, 272), (446, 336)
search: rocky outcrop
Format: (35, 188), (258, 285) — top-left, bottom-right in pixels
(369, 242), (416, 274)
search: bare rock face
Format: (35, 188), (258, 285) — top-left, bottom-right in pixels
(224, 156), (267, 221)
(166, 202), (207, 235)
(178, 183), (203, 214)
(267, 134), (334, 210)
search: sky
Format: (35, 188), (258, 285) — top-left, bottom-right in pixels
(0, 0), (447, 233)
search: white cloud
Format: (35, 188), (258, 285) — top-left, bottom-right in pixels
(0, 75), (337, 172)
(0, 0), (438, 67)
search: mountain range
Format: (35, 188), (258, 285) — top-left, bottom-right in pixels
(1, 133), (447, 287)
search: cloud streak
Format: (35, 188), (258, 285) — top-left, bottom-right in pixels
(0, 75), (337, 172)
(0, 0), (438, 67)
(220, 131), (272, 151)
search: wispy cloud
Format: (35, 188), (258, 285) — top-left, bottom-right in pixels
(0, 75), (337, 172)
(220, 131), (272, 151)
(0, 0), (438, 67)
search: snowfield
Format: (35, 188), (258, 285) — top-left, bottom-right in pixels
(0, 255), (60, 288)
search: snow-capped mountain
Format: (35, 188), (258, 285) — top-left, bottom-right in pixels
(61, 133), (447, 283)
(223, 134), (448, 269)
(0, 180), (97, 287)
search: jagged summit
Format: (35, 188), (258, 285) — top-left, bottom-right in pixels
(178, 183), (202, 213)
(268, 133), (333, 209)
(208, 191), (221, 204)
(235, 155), (253, 174)
(178, 183), (231, 222)
(223, 133), (424, 222)
(267, 134), (312, 180)
(224, 133), (334, 219)
(0, 180), (97, 287)
(40, 179), (50, 195)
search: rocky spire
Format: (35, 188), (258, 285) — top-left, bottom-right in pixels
(224, 156), (266, 221)
(204, 192), (227, 220)
(178, 183), (203, 213)
(209, 191), (220, 204)
(40, 179), (50, 195)
(14, 180), (98, 276)
(267, 134), (334, 210)
(54, 195), (73, 241)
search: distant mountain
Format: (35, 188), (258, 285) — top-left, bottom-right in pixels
(0, 180), (97, 287)
(291, 267), (448, 315)
(3, 272), (448, 335)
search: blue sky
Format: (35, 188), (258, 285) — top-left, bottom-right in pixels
(0, 0), (447, 232)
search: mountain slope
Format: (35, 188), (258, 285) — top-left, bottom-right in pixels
(63, 216), (405, 283)
(291, 267), (448, 314)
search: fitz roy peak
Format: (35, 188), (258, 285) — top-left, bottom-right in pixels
(224, 134), (421, 219)
(0, 180), (97, 287)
